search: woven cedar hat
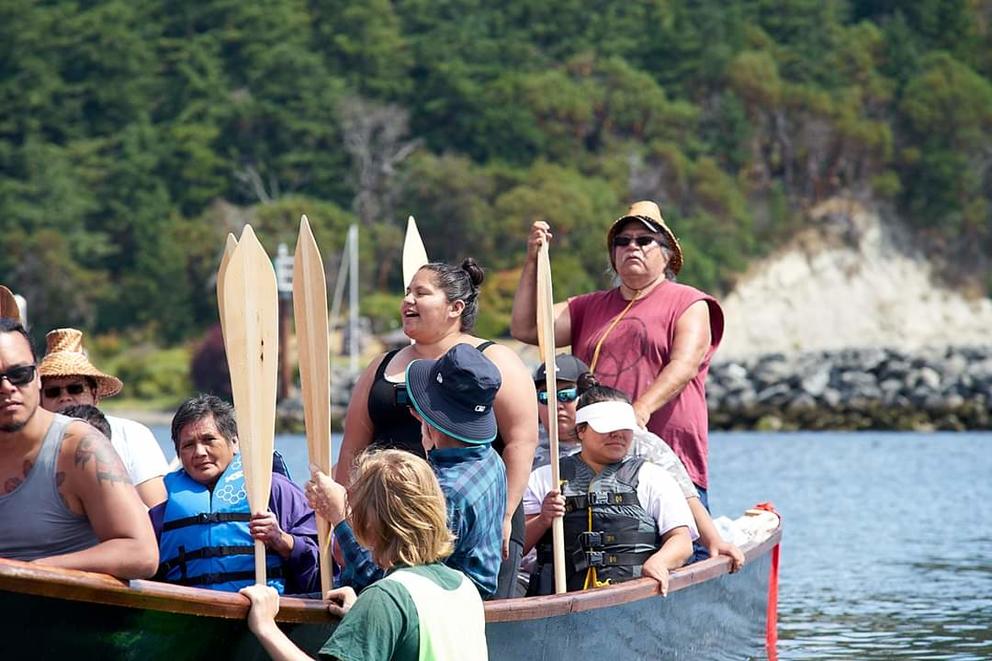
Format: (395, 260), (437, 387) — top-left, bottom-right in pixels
(0, 285), (20, 322)
(38, 328), (123, 398)
(607, 200), (684, 275)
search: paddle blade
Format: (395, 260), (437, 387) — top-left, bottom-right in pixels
(293, 215), (334, 592)
(216, 233), (239, 339)
(221, 225), (278, 586)
(402, 215), (429, 290)
(293, 215), (332, 471)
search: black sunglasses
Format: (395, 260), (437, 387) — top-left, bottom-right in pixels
(0, 365), (37, 387)
(612, 235), (658, 248)
(43, 383), (88, 399)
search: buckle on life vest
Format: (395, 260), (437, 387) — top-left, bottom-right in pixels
(588, 492), (609, 505)
(579, 531), (619, 549)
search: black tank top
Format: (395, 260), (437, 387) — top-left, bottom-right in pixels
(366, 342), (503, 457)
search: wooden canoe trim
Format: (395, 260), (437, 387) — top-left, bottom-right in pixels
(0, 518), (780, 626)
(221, 226), (279, 584)
(485, 521), (782, 622)
(292, 215), (334, 594)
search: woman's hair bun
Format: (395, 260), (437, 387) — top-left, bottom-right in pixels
(460, 257), (485, 288)
(576, 372), (599, 394)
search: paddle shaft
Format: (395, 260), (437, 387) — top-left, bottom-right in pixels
(536, 242), (567, 594)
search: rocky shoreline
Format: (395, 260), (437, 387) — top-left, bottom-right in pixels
(707, 346), (992, 431)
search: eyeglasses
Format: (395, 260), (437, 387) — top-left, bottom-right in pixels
(0, 365), (37, 387)
(537, 387), (578, 405)
(612, 235), (658, 248)
(43, 383), (88, 399)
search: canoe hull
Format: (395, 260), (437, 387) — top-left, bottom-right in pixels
(0, 512), (780, 660)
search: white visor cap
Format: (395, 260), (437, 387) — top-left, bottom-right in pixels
(575, 401), (639, 433)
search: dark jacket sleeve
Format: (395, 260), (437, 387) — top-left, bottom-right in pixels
(269, 474), (321, 595)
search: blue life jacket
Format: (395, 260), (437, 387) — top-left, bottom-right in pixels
(158, 454), (285, 593)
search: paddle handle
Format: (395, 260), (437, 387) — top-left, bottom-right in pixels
(254, 540), (267, 586)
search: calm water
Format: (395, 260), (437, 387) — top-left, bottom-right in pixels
(151, 429), (992, 660)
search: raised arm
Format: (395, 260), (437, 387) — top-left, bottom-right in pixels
(38, 422), (159, 578)
(630, 300), (712, 427)
(510, 221), (572, 347)
(333, 355), (384, 484)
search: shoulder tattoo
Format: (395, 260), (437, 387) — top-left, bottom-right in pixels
(74, 431), (130, 486)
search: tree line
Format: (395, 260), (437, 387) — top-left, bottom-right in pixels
(2, 0), (990, 344)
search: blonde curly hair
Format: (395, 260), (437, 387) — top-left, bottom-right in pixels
(348, 449), (455, 569)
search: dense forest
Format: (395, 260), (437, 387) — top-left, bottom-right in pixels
(2, 0), (991, 346)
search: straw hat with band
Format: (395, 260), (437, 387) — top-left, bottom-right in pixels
(0, 285), (21, 323)
(607, 200), (683, 276)
(38, 328), (123, 399)
(405, 343), (502, 445)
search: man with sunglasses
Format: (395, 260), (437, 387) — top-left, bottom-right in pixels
(0, 319), (159, 578)
(511, 201), (724, 532)
(38, 328), (169, 507)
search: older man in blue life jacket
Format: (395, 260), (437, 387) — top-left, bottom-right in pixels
(149, 394), (320, 594)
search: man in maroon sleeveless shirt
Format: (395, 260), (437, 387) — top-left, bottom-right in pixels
(510, 201), (724, 506)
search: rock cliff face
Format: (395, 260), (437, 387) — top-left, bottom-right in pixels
(708, 199), (992, 430)
(718, 199), (992, 359)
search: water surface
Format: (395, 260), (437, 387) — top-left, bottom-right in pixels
(151, 429), (992, 659)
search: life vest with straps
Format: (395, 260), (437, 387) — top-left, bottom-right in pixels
(158, 454), (285, 593)
(531, 455), (659, 594)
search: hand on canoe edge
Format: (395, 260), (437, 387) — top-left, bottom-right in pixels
(640, 555), (671, 597)
(240, 585), (280, 634)
(324, 586), (357, 617)
(711, 539), (745, 573)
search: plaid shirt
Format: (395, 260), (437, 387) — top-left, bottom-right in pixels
(338, 444), (507, 598)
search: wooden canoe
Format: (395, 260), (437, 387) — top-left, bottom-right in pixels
(0, 510), (781, 660)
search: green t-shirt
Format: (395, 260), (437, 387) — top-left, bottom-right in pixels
(319, 563), (464, 661)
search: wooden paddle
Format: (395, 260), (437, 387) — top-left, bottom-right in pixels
(216, 233), (238, 351)
(536, 241), (567, 594)
(292, 215), (334, 595)
(220, 226), (279, 586)
(0, 286), (20, 323)
(402, 215), (429, 290)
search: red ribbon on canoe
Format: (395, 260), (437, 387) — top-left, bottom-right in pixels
(755, 502), (781, 661)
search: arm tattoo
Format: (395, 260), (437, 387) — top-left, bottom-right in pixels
(74, 432), (130, 486)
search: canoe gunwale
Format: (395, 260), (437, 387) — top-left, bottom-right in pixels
(0, 516), (781, 625)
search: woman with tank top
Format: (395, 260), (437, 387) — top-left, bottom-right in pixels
(335, 259), (538, 599)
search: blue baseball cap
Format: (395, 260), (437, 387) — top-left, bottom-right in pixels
(405, 344), (502, 444)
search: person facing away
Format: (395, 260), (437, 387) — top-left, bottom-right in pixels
(242, 449), (489, 661)
(149, 394), (320, 594)
(523, 378), (697, 596)
(334, 259), (536, 600)
(308, 343), (507, 599)
(510, 201), (724, 510)
(0, 318), (158, 578)
(37, 328), (170, 508)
